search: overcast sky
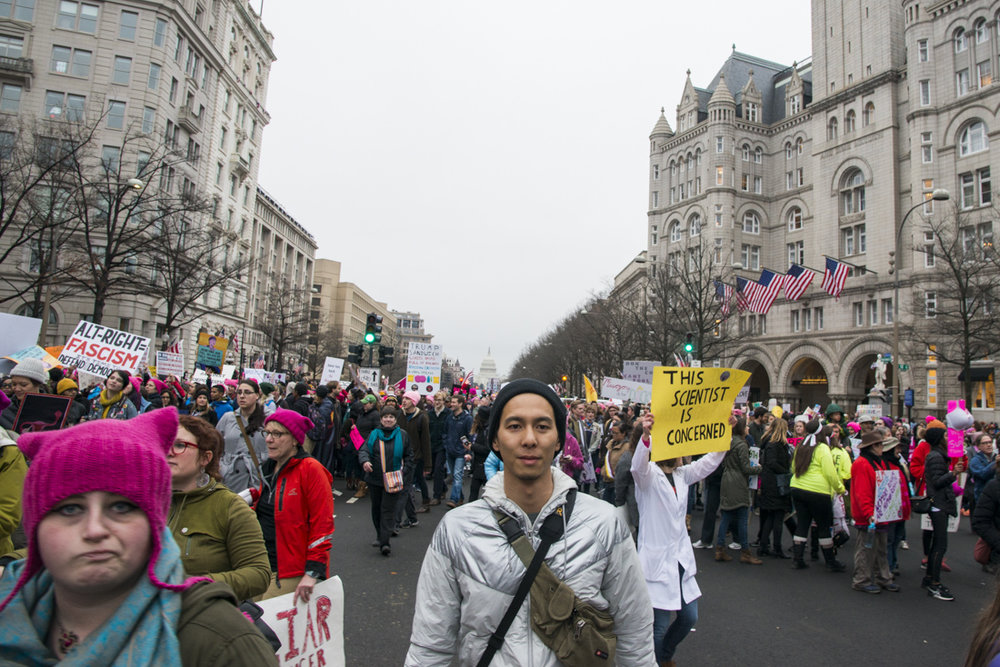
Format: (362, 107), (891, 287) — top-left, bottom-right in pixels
(255, 1), (813, 379)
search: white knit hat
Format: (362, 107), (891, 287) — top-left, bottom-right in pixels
(10, 357), (48, 385)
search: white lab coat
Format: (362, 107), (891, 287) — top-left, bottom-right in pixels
(631, 441), (725, 610)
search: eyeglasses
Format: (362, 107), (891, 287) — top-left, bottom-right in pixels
(236, 390), (257, 396)
(171, 440), (199, 454)
(263, 429), (290, 439)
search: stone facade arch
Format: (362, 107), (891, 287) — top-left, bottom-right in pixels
(774, 342), (837, 395)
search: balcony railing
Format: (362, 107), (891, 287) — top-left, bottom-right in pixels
(177, 106), (202, 134)
(0, 56), (32, 74)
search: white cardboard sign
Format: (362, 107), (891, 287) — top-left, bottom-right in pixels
(320, 357), (345, 385)
(57, 320), (150, 377)
(257, 576), (345, 667)
(600, 377), (652, 403)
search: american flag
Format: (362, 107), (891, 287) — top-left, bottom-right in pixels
(784, 264), (814, 301)
(713, 280), (734, 316)
(166, 339), (182, 355)
(230, 331), (240, 355)
(821, 257), (850, 299)
(735, 277), (757, 312)
(751, 270), (785, 314)
(462, 370), (474, 385)
(253, 354), (266, 369)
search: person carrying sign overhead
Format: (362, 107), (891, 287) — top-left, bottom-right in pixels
(405, 378), (654, 665)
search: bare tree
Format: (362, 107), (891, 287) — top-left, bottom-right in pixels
(905, 203), (1000, 405)
(255, 273), (312, 372)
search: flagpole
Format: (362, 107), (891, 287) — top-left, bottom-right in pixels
(822, 254), (878, 275)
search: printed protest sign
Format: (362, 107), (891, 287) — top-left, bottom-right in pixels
(358, 367), (380, 388)
(650, 366), (751, 460)
(257, 576), (345, 667)
(3, 345), (62, 370)
(13, 393), (71, 433)
(406, 342), (443, 395)
(242, 368), (268, 383)
(155, 351), (185, 377)
(195, 333), (228, 373)
(748, 445), (760, 489)
(191, 369), (208, 385)
(856, 404), (883, 421)
(58, 321), (150, 378)
(735, 385), (750, 405)
(873, 469), (903, 523)
(600, 377), (652, 404)
(320, 357), (345, 385)
(622, 360), (655, 385)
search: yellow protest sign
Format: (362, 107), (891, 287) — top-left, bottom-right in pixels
(650, 366), (751, 460)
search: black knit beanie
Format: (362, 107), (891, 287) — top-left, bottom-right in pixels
(487, 379), (566, 447)
(925, 427), (946, 448)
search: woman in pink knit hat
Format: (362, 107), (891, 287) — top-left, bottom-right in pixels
(0, 407), (278, 665)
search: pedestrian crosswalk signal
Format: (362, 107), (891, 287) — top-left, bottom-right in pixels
(364, 313), (382, 344)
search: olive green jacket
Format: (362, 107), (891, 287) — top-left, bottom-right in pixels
(178, 581), (278, 666)
(169, 479), (271, 601)
(0, 433), (26, 556)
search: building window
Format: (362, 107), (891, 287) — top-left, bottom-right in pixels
(651, 191), (659, 208)
(863, 102), (875, 126)
(106, 100), (125, 129)
(959, 120), (989, 156)
(715, 204), (723, 226)
(883, 298), (893, 324)
(955, 28), (968, 53)
(716, 165), (723, 185)
(845, 110), (856, 133)
(959, 168), (992, 207)
(803, 308), (812, 331)
(689, 214), (701, 237)
(979, 60), (993, 88)
(44, 90), (85, 121)
(746, 102), (759, 122)
(840, 169), (866, 215)
(796, 168), (804, 186)
(716, 136), (723, 153)
(754, 147), (762, 164)
(652, 164), (659, 179)
(670, 220), (681, 242)
(57, 1), (99, 33)
(753, 176), (762, 193)
(786, 172), (794, 190)
(0, 83), (21, 113)
(785, 142), (792, 159)
(787, 207), (803, 231)
(740, 244), (761, 270)
(921, 131), (933, 163)
(796, 138), (804, 155)
(868, 300), (878, 325)
(918, 38), (929, 62)
(976, 18), (990, 44)
(790, 95), (801, 114)
(741, 174), (749, 191)
(154, 18), (167, 46)
(957, 69), (970, 96)
(815, 307), (824, 330)
(791, 310), (800, 332)
(853, 302), (864, 326)
(843, 224), (867, 255)
(141, 106), (154, 133)
(787, 240), (804, 266)
(742, 144), (750, 161)
(827, 117), (838, 140)
(112, 56), (132, 85)
(0, 34), (23, 59)
(119, 10), (138, 40)
(925, 291), (937, 318)
(924, 231), (936, 267)
(919, 80), (931, 106)
(742, 211), (760, 234)
(923, 178), (935, 214)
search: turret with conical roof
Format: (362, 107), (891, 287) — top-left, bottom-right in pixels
(650, 107), (673, 139)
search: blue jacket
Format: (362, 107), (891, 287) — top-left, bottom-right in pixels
(443, 409), (472, 458)
(970, 450), (996, 502)
(211, 399), (234, 420)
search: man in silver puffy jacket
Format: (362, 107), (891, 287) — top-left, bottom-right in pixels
(405, 379), (655, 665)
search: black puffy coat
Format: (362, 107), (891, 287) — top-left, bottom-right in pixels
(924, 448), (958, 516)
(758, 435), (793, 511)
(973, 469), (1000, 552)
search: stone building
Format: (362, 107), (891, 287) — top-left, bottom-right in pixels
(0, 1), (277, 367)
(311, 258), (395, 359)
(647, 0), (1000, 419)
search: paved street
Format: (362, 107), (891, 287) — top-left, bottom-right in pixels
(330, 476), (994, 665)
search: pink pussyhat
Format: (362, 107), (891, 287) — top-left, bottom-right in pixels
(0, 407), (208, 614)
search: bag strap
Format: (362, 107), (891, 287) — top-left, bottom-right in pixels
(235, 415), (264, 483)
(476, 490), (576, 667)
(379, 438), (387, 472)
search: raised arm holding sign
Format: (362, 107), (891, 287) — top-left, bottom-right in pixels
(649, 367), (751, 461)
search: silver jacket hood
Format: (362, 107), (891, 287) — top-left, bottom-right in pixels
(405, 468), (654, 666)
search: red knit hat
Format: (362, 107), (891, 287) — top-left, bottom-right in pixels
(265, 409), (314, 446)
(0, 407), (207, 614)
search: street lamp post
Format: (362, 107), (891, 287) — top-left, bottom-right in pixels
(891, 188), (949, 418)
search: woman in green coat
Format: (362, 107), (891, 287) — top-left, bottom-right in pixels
(168, 415), (271, 601)
(715, 417), (763, 565)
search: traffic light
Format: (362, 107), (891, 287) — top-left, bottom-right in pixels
(347, 344), (363, 364)
(378, 345), (394, 366)
(364, 313), (383, 344)
(683, 332), (695, 354)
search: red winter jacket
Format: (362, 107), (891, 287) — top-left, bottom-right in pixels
(909, 440), (930, 495)
(251, 451), (334, 579)
(850, 453), (895, 527)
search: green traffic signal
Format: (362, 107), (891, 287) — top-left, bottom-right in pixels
(684, 342), (694, 353)
(364, 331), (375, 344)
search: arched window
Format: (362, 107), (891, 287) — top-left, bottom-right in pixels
(976, 18), (989, 44)
(827, 117), (838, 140)
(669, 220), (682, 242)
(15, 303), (58, 325)
(785, 142), (792, 159)
(955, 27), (968, 53)
(669, 160), (676, 178)
(959, 120), (989, 156)
(742, 211), (760, 234)
(796, 137), (804, 154)
(840, 169), (866, 215)
(689, 214), (701, 237)
(787, 206), (803, 231)
(754, 147), (762, 164)
(686, 153), (693, 170)
(862, 102), (875, 126)
(695, 148), (702, 166)
(742, 143), (750, 161)
(845, 110), (856, 133)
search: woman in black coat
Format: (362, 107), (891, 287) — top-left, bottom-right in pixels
(973, 467), (1000, 574)
(468, 406), (491, 501)
(758, 418), (794, 558)
(923, 425), (965, 601)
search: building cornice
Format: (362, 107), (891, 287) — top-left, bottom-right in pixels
(807, 70), (903, 114)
